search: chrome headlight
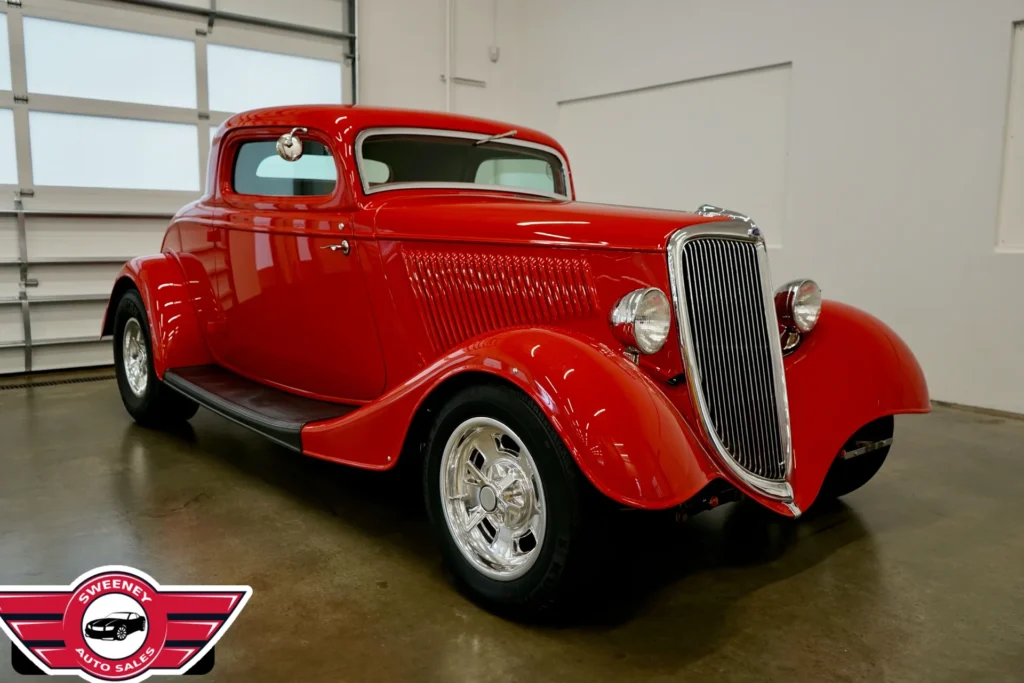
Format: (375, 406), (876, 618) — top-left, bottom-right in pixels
(610, 288), (672, 354)
(775, 279), (821, 333)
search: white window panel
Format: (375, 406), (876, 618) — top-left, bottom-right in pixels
(29, 112), (199, 191)
(0, 109), (16, 185)
(0, 14), (11, 92)
(208, 44), (341, 113)
(23, 18), (196, 108)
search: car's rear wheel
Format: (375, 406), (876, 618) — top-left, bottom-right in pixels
(424, 383), (594, 617)
(818, 416), (894, 500)
(113, 289), (198, 426)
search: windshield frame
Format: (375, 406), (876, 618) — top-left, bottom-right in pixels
(354, 127), (572, 200)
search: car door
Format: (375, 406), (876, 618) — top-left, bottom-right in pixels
(212, 126), (386, 402)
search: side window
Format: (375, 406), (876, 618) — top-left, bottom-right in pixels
(475, 158), (555, 193)
(232, 139), (338, 196)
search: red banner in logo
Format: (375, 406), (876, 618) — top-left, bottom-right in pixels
(0, 566), (251, 682)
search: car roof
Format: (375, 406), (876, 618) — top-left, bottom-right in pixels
(217, 105), (565, 157)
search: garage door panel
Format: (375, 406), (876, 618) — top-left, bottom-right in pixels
(0, 306), (24, 345)
(557, 63), (792, 247)
(29, 301), (106, 341)
(33, 342), (111, 371)
(27, 264), (121, 299)
(0, 265), (19, 300)
(0, 347), (25, 374)
(24, 187), (193, 215)
(1, 0), (350, 376)
(0, 216), (17, 261)
(25, 217), (168, 261)
(216, 0), (345, 33)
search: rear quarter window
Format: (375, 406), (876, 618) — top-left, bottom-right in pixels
(232, 139), (337, 196)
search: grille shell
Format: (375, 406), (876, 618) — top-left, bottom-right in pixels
(667, 222), (793, 500)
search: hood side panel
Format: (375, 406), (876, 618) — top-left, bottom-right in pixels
(370, 194), (722, 252)
(377, 238), (686, 387)
(403, 250), (598, 353)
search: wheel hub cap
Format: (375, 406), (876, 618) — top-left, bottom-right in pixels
(122, 318), (148, 397)
(440, 417), (547, 581)
(478, 486), (497, 512)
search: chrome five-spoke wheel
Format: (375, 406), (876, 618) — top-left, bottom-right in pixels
(122, 317), (149, 397)
(440, 417), (546, 581)
(426, 383), (591, 615)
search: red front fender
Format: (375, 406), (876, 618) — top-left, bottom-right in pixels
(102, 255), (211, 378)
(786, 301), (930, 511)
(302, 328), (718, 509)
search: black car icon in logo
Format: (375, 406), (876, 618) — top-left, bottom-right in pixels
(84, 612), (146, 641)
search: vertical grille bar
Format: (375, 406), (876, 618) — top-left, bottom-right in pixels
(678, 235), (787, 482)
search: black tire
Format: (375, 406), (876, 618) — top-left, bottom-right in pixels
(818, 416), (894, 500)
(115, 626), (127, 641)
(113, 289), (198, 426)
(423, 383), (595, 618)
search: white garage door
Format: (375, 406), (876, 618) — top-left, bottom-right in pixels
(557, 63), (793, 248)
(0, 0), (353, 375)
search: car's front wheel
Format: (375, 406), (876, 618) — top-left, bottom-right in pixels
(424, 383), (593, 617)
(113, 289), (198, 426)
(115, 626), (127, 641)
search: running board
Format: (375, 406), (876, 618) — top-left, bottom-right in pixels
(163, 365), (357, 452)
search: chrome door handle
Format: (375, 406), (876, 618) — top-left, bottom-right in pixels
(322, 240), (350, 255)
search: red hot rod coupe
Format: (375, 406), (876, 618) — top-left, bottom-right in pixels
(104, 105), (929, 613)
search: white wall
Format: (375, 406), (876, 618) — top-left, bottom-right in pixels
(358, 0), (540, 122)
(354, 0), (1024, 413)
(465, 0), (1024, 414)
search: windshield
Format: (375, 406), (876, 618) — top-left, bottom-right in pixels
(106, 613), (132, 619)
(358, 132), (567, 198)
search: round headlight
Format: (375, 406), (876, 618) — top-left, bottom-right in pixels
(775, 279), (821, 333)
(610, 288), (672, 354)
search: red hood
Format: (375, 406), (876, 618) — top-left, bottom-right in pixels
(369, 193), (719, 252)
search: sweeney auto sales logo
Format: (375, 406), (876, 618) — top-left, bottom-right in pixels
(0, 566), (251, 682)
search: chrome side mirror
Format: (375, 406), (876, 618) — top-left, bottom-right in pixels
(276, 127), (308, 161)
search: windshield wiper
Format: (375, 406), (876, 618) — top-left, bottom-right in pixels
(474, 129), (518, 146)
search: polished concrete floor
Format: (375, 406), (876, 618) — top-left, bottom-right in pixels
(1, 377), (1023, 682)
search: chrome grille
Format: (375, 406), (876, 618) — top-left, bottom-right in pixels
(673, 231), (789, 483)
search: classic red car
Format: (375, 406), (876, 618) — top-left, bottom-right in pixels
(103, 105), (929, 614)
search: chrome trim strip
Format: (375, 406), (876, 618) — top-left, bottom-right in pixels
(353, 126), (572, 200)
(666, 221), (794, 501)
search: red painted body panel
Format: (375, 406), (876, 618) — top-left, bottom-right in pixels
(105, 105), (931, 517)
(302, 328), (719, 508)
(369, 194), (718, 251)
(103, 255), (211, 378)
(784, 301), (930, 511)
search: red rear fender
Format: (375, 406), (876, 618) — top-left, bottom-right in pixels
(103, 255), (211, 378)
